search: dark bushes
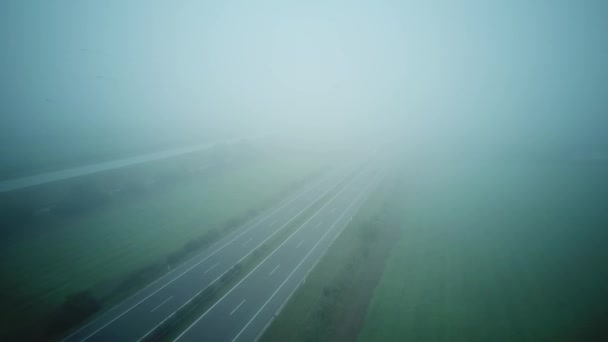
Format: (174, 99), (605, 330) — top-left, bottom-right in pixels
(46, 291), (101, 338)
(109, 263), (166, 300)
(167, 229), (221, 266)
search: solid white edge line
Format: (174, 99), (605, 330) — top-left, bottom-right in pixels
(139, 169), (357, 342)
(253, 168), (384, 342)
(62, 169), (341, 342)
(136, 176), (346, 341)
(268, 264), (280, 276)
(232, 172), (378, 342)
(276, 168), (383, 318)
(204, 263), (220, 274)
(172, 168), (365, 342)
(229, 300), (246, 316)
(151, 296), (174, 313)
(74, 169), (343, 342)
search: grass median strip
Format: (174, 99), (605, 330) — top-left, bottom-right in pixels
(140, 169), (359, 341)
(259, 169), (399, 342)
(2, 150), (332, 341)
(52, 171), (326, 342)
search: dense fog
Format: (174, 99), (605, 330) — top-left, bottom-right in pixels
(2, 0), (607, 175)
(2, 2), (608, 341)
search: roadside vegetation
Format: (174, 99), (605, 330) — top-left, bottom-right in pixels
(260, 167), (400, 342)
(0, 141), (333, 341)
(142, 171), (355, 342)
(359, 159), (608, 342)
(261, 157), (608, 342)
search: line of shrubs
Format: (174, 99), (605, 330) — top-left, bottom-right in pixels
(40, 167), (325, 341)
(41, 214), (252, 341)
(45, 291), (102, 339)
(39, 212), (249, 340)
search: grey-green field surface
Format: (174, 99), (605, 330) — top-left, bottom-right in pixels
(0, 151), (327, 338)
(1, 1), (607, 341)
(358, 160), (608, 342)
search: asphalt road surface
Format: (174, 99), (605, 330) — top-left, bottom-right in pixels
(62, 161), (365, 342)
(173, 164), (383, 341)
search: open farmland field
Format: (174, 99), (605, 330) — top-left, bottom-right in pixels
(0, 145), (332, 339)
(358, 160), (608, 342)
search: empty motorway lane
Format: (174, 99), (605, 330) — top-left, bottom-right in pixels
(173, 164), (383, 341)
(62, 162), (363, 342)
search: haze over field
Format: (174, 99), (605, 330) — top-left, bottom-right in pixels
(2, 0), (607, 172)
(1, 1), (607, 341)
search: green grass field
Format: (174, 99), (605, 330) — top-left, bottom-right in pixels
(358, 160), (608, 342)
(0, 151), (328, 338)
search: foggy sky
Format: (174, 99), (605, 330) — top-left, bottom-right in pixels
(1, 0), (607, 170)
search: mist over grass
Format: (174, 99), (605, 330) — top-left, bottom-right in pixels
(0, 141), (336, 340)
(357, 158), (608, 342)
(1, 0), (607, 341)
(1, 0), (607, 171)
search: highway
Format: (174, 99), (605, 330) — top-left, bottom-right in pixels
(62, 161), (364, 342)
(173, 163), (383, 341)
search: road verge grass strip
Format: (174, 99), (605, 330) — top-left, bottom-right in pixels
(139, 169), (360, 341)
